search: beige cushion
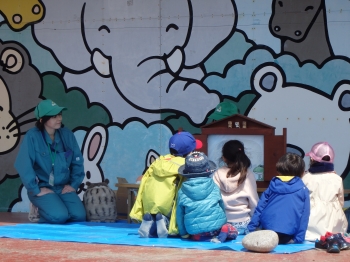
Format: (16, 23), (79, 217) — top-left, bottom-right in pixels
(242, 230), (279, 253)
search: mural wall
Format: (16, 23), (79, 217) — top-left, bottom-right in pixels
(0, 0), (349, 212)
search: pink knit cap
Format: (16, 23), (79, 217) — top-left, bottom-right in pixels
(305, 142), (335, 163)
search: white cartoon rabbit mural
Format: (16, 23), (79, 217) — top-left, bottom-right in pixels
(76, 124), (163, 199)
(77, 125), (107, 199)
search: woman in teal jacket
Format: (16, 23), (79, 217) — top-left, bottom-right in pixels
(14, 100), (86, 224)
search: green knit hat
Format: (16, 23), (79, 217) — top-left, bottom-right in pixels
(208, 101), (238, 120)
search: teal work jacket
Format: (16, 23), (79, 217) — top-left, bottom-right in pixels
(14, 127), (84, 196)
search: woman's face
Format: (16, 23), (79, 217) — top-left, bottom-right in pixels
(44, 113), (62, 132)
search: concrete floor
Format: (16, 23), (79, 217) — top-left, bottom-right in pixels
(0, 212), (349, 262)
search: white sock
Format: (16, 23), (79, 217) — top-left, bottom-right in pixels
(156, 213), (168, 238)
(138, 214), (155, 238)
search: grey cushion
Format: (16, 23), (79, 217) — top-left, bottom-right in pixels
(242, 230), (279, 253)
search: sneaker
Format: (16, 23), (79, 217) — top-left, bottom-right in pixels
(326, 235), (340, 253)
(333, 233), (350, 250)
(28, 202), (40, 222)
(325, 231), (333, 238)
(315, 238), (328, 250)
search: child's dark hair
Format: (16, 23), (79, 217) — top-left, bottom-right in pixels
(170, 148), (191, 158)
(222, 140), (251, 186)
(276, 153), (305, 177)
(310, 155), (331, 166)
(170, 148), (178, 156)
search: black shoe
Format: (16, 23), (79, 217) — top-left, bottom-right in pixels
(333, 233), (350, 250)
(326, 235), (340, 253)
(315, 239), (328, 250)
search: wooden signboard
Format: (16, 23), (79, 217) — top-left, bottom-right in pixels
(194, 114), (286, 188)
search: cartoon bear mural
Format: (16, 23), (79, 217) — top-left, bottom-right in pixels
(33, 0), (237, 124)
(269, 0), (333, 65)
(247, 64), (350, 177)
(0, 40), (41, 180)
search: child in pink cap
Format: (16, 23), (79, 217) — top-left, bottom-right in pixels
(302, 142), (348, 243)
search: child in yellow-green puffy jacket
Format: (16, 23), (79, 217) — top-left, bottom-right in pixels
(129, 131), (201, 238)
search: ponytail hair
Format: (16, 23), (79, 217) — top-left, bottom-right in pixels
(222, 140), (251, 186)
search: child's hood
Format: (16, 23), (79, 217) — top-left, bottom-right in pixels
(269, 176), (306, 194)
(180, 177), (215, 200)
(152, 154), (185, 178)
(214, 167), (240, 193)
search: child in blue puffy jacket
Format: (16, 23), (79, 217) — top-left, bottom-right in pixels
(247, 153), (310, 244)
(176, 152), (238, 243)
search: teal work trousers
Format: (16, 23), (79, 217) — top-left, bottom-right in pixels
(28, 190), (86, 224)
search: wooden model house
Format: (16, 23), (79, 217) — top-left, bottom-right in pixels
(194, 114), (286, 188)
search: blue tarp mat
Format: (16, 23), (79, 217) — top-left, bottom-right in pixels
(0, 222), (315, 254)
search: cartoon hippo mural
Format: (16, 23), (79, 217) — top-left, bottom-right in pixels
(33, 0), (237, 124)
(0, 40), (41, 180)
(247, 63), (350, 176)
(269, 0), (333, 65)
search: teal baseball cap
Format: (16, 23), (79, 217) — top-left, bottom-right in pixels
(208, 101), (239, 120)
(34, 99), (67, 119)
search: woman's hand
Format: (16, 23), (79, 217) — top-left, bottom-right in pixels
(37, 187), (54, 196)
(61, 184), (76, 194)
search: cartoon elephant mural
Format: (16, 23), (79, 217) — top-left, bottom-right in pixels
(33, 0), (238, 124)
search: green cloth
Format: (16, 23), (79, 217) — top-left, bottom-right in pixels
(208, 101), (238, 120)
